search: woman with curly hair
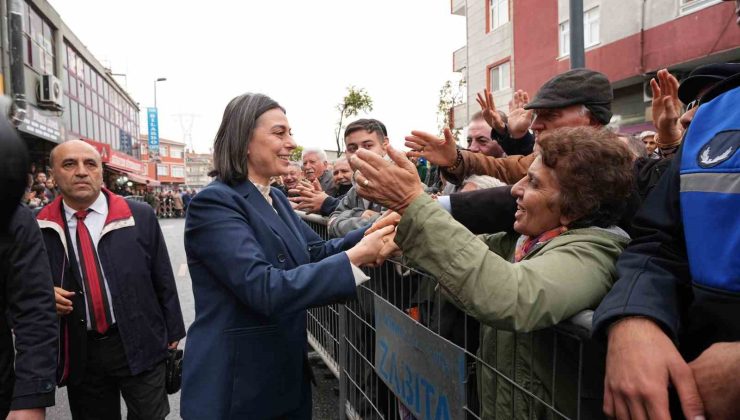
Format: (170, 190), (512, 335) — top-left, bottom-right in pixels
(352, 126), (635, 419)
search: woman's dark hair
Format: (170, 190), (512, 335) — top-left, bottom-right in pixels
(538, 126), (634, 229)
(209, 93), (285, 186)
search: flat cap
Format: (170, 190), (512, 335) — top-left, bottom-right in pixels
(525, 69), (613, 124)
(677, 63), (740, 104)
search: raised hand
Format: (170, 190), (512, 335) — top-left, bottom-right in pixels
(350, 145), (424, 214)
(651, 69), (683, 146)
(476, 89), (506, 134)
(507, 90), (534, 139)
(405, 128), (458, 167)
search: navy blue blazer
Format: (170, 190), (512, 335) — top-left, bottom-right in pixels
(181, 180), (364, 419)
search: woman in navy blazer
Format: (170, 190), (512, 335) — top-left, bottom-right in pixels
(181, 93), (392, 419)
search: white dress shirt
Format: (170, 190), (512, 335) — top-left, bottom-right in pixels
(63, 193), (117, 329)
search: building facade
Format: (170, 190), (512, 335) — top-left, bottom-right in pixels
(0, 0), (147, 188)
(185, 151), (213, 189)
(140, 135), (186, 189)
(451, 0), (740, 132)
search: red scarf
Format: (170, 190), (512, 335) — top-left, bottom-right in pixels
(514, 226), (567, 262)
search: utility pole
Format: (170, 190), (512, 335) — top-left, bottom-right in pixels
(173, 113), (198, 152)
(569, 0), (585, 69)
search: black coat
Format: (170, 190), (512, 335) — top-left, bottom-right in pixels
(0, 206), (57, 415)
(37, 190), (186, 385)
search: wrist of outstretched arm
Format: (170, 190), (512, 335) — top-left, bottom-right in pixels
(655, 130), (682, 148)
(443, 149), (464, 171)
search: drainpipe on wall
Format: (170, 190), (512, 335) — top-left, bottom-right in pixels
(1, 0), (11, 97)
(639, 0), (647, 74)
(8, 0), (25, 125)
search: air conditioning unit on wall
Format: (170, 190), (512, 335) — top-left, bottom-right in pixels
(38, 74), (63, 110)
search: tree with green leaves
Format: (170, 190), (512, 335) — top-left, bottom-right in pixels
(335, 86), (373, 157)
(290, 145), (304, 162)
(437, 78), (466, 145)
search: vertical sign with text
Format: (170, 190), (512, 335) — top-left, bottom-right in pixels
(374, 295), (466, 420)
(147, 107), (160, 159)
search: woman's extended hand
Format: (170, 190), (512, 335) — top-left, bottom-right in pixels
(346, 225), (395, 267)
(350, 145), (425, 214)
(365, 210), (402, 236)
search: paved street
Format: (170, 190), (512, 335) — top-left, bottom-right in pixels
(48, 217), (339, 419)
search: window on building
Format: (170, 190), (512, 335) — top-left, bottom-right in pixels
(157, 165), (169, 176)
(584, 7), (600, 48)
(69, 100), (79, 134)
(171, 166), (185, 178)
(23, 4), (55, 74)
(489, 62), (511, 92)
(558, 7), (599, 57)
(559, 21), (570, 57)
(160, 145), (169, 157)
(680, 0), (721, 14)
(170, 148), (183, 159)
(488, 0), (509, 31)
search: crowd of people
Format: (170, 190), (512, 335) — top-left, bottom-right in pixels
(21, 162), (198, 221)
(280, 64), (739, 420)
(1, 3), (738, 419)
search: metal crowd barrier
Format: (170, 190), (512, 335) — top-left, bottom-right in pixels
(301, 213), (605, 420)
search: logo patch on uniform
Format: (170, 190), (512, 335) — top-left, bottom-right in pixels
(698, 130), (740, 168)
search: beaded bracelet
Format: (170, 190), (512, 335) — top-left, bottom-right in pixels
(445, 149), (464, 171)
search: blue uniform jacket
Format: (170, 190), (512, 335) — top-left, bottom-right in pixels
(593, 74), (740, 360)
(180, 179), (364, 419)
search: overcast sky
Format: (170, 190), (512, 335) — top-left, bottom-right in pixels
(48, 0), (466, 154)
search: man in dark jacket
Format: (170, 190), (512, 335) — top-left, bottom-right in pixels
(0, 110), (58, 420)
(1, 206), (58, 420)
(37, 140), (186, 419)
(593, 69), (740, 420)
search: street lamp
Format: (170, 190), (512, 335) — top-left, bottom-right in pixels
(153, 77), (167, 109)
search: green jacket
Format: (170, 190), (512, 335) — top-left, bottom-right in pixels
(396, 194), (630, 419)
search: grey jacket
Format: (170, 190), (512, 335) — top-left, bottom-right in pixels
(327, 186), (383, 238)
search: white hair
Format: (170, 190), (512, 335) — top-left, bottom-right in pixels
(301, 148), (328, 162)
(462, 175), (506, 190)
(288, 161), (302, 170)
(333, 157), (348, 166)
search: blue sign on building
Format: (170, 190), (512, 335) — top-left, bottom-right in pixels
(147, 107), (160, 157)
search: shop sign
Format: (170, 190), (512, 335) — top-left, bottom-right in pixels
(109, 150), (144, 174)
(83, 139), (111, 161)
(17, 106), (64, 143)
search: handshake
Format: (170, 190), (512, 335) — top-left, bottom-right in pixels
(345, 210), (403, 268)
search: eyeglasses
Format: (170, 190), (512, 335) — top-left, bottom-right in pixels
(686, 99), (700, 111)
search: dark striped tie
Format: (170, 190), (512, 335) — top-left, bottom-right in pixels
(75, 210), (112, 334)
